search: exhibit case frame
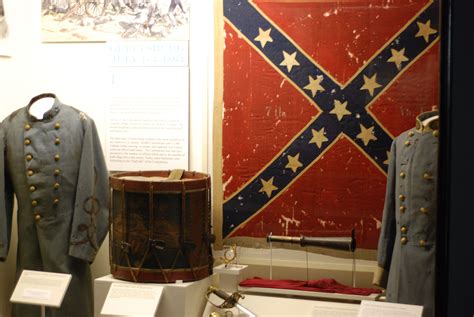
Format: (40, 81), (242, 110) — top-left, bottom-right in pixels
(436, 0), (474, 316)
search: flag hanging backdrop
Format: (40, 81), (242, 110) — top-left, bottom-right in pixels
(214, 0), (440, 255)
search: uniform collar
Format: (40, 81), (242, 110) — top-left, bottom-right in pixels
(26, 93), (61, 122)
(415, 110), (439, 133)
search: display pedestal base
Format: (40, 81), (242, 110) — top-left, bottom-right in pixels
(94, 274), (213, 317)
(213, 264), (248, 293)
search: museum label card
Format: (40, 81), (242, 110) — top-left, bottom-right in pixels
(101, 283), (164, 316)
(108, 41), (188, 67)
(358, 300), (423, 317)
(107, 66), (189, 171)
(10, 270), (72, 307)
(311, 301), (359, 317)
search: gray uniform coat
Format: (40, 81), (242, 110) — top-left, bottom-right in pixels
(374, 111), (439, 317)
(0, 94), (109, 317)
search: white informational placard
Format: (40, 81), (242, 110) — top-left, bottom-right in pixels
(10, 270), (72, 308)
(101, 283), (164, 317)
(107, 41), (189, 172)
(311, 301), (359, 317)
(108, 41), (188, 67)
(358, 300), (423, 317)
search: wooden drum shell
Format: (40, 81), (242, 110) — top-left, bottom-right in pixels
(109, 171), (213, 283)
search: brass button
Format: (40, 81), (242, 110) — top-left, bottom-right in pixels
(399, 194), (405, 201)
(26, 154), (33, 161)
(399, 205), (406, 213)
(24, 138), (31, 145)
(54, 154), (60, 161)
(27, 170), (34, 177)
(420, 207), (428, 214)
(423, 172), (433, 180)
(54, 123), (61, 129)
(404, 140), (411, 146)
(55, 138), (60, 145)
(53, 198), (60, 205)
(401, 226), (407, 234)
(408, 131), (415, 137)
(419, 239), (427, 247)
(400, 172), (406, 179)
(54, 183), (60, 189)
(29, 186), (36, 192)
(401, 237), (408, 245)
(54, 169), (61, 176)
(25, 124), (31, 131)
(31, 200), (38, 207)
(34, 214), (41, 221)
(433, 130), (439, 137)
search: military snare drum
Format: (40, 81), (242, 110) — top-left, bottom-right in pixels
(109, 170), (214, 283)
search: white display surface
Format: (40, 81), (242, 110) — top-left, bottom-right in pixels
(238, 286), (379, 302)
(203, 293), (360, 317)
(213, 264), (248, 276)
(358, 300), (423, 317)
(213, 264), (248, 293)
(101, 283), (163, 317)
(10, 270), (71, 308)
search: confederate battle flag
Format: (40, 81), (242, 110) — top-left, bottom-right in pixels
(217, 0), (439, 252)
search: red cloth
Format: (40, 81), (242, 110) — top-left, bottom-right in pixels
(239, 277), (381, 296)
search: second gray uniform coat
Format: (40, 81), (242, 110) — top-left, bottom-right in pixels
(374, 111), (439, 317)
(0, 93), (109, 317)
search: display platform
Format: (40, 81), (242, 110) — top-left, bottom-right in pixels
(203, 293), (360, 317)
(94, 274), (213, 317)
(238, 286), (379, 302)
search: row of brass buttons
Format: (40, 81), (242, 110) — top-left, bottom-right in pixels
(24, 123), (61, 130)
(408, 129), (439, 138)
(400, 236), (427, 247)
(26, 154), (61, 161)
(25, 122), (62, 222)
(399, 168), (433, 214)
(29, 183), (61, 190)
(26, 137), (58, 146)
(400, 225), (427, 247)
(400, 129), (432, 247)
(27, 168), (60, 177)
(399, 171), (433, 180)
(31, 198), (60, 206)
(399, 206), (429, 214)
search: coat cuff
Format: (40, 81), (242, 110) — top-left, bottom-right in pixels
(68, 244), (98, 263)
(372, 265), (389, 288)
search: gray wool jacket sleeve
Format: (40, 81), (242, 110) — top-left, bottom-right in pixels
(373, 139), (397, 288)
(68, 117), (109, 263)
(0, 125), (7, 260)
(0, 125), (14, 261)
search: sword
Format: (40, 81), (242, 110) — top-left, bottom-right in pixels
(206, 286), (257, 317)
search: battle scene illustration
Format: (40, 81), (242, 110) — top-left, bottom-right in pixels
(41, 0), (189, 42)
